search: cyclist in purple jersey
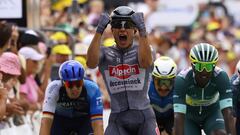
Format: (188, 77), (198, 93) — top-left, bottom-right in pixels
(87, 6), (159, 135)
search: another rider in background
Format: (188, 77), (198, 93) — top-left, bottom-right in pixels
(173, 43), (236, 135)
(50, 44), (72, 81)
(40, 60), (103, 135)
(87, 6), (159, 135)
(149, 56), (177, 135)
(230, 60), (240, 135)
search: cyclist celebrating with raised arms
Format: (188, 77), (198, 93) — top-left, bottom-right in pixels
(87, 6), (159, 135)
(149, 56), (177, 135)
(173, 43), (236, 135)
(40, 60), (103, 135)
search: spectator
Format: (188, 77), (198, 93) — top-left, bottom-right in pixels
(18, 47), (45, 112)
(0, 52), (23, 120)
(20, 30), (40, 48)
(0, 22), (12, 54)
(50, 44), (72, 81)
(0, 22), (17, 119)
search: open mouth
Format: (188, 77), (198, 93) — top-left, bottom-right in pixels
(119, 35), (127, 41)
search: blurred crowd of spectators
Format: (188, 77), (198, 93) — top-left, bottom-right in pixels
(0, 0), (240, 133)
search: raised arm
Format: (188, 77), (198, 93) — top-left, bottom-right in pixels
(131, 12), (152, 68)
(138, 34), (152, 68)
(87, 14), (110, 68)
(87, 33), (103, 68)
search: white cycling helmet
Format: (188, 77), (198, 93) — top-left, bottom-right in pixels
(189, 43), (218, 64)
(152, 56), (177, 79)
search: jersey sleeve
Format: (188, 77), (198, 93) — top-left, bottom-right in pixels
(216, 71), (233, 110)
(99, 46), (105, 65)
(42, 80), (61, 118)
(85, 81), (103, 122)
(173, 75), (187, 114)
(230, 74), (239, 115)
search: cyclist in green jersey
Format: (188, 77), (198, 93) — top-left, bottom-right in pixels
(173, 43), (236, 135)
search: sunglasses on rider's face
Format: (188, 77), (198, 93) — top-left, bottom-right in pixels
(154, 77), (174, 88)
(111, 21), (135, 29)
(64, 80), (83, 89)
(193, 62), (215, 72)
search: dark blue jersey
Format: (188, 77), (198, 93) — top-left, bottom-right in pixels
(42, 79), (103, 122)
(148, 80), (173, 118)
(230, 74), (240, 117)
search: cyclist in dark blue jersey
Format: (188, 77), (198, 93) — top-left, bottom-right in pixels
(230, 60), (240, 135)
(39, 60), (103, 135)
(149, 56), (177, 135)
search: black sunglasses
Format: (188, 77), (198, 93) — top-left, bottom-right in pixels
(111, 21), (136, 29)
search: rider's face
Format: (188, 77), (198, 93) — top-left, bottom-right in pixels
(64, 80), (83, 99)
(153, 77), (173, 97)
(192, 64), (213, 87)
(111, 21), (136, 49)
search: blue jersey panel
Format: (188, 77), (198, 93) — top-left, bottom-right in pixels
(85, 80), (103, 116)
(148, 80), (173, 118)
(230, 74), (240, 117)
(55, 79), (103, 119)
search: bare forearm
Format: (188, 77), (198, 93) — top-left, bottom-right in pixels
(92, 121), (104, 135)
(0, 90), (7, 118)
(0, 98), (6, 118)
(222, 108), (236, 135)
(173, 113), (185, 135)
(87, 33), (102, 69)
(138, 36), (152, 68)
(40, 118), (53, 135)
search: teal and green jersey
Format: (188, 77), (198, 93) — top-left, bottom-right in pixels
(173, 67), (232, 120)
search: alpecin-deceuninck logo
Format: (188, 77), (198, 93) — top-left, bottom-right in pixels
(109, 64), (140, 79)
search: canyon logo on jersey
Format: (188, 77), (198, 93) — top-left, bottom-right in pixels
(109, 64), (140, 79)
